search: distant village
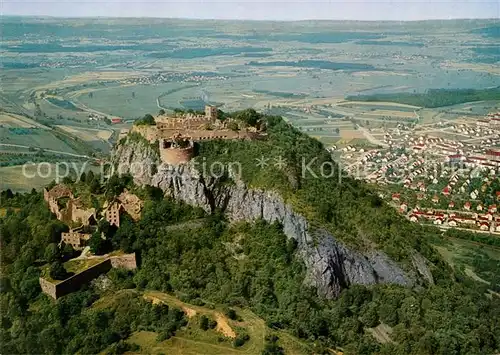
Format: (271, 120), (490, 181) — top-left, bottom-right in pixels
(122, 71), (230, 85)
(338, 112), (500, 235)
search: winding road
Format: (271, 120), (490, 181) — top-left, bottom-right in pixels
(0, 143), (91, 159)
(356, 125), (389, 148)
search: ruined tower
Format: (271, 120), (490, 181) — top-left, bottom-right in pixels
(205, 105), (218, 122)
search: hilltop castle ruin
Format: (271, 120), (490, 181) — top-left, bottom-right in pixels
(44, 185), (143, 250)
(132, 105), (263, 165)
(41, 185), (143, 300)
(44, 185), (97, 226)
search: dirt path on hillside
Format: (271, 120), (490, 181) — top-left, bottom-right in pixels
(182, 306), (197, 318)
(215, 313), (236, 338)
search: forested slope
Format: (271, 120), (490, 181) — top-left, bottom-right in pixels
(1, 110), (500, 354)
(1, 190), (500, 354)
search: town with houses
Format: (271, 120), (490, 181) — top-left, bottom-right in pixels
(338, 112), (500, 235)
(122, 71), (230, 85)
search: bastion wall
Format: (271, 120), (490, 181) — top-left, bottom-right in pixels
(40, 253), (137, 300)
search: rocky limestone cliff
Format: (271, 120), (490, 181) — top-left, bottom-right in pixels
(112, 138), (432, 298)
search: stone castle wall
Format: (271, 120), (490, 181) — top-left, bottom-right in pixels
(40, 253), (137, 300)
(129, 106), (262, 165)
(110, 253), (137, 269)
(132, 122), (258, 145)
(156, 117), (209, 130)
(131, 125), (158, 141)
(39, 277), (58, 299)
(44, 194), (61, 217)
(61, 231), (91, 250)
(67, 200), (96, 226)
(188, 129), (257, 141)
(156, 130), (260, 165)
(54, 259), (113, 299)
(105, 202), (121, 227)
(44, 188), (96, 226)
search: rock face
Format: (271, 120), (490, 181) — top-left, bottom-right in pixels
(112, 139), (426, 298)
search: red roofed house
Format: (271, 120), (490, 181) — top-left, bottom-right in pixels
(486, 149), (500, 159)
(461, 217), (476, 225)
(448, 201), (455, 209)
(434, 217), (444, 225)
(484, 213), (493, 221)
(497, 191), (500, 201)
(111, 118), (122, 124)
(464, 201), (471, 210)
(479, 222), (489, 231)
(392, 193), (401, 202)
(489, 205), (497, 213)
(442, 186), (451, 196)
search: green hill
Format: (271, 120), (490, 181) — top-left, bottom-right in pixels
(95, 289), (311, 355)
(1, 110), (500, 354)
(196, 109), (439, 264)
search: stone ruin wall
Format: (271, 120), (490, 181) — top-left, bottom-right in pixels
(53, 259), (113, 299)
(67, 200), (96, 226)
(40, 253), (137, 300)
(188, 129), (257, 141)
(117, 190), (143, 220)
(39, 277), (58, 299)
(110, 253), (137, 270)
(129, 109), (262, 165)
(44, 195), (61, 217)
(156, 116), (210, 131)
(61, 231), (91, 250)
(130, 125), (158, 142)
(156, 129), (260, 164)
(43, 189), (96, 226)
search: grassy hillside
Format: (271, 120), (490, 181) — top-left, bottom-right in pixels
(1, 190), (499, 355)
(430, 235), (500, 287)
(196, 110), (441, 269)
(1, 126), (500, 355)
(96, 289), (311, 355)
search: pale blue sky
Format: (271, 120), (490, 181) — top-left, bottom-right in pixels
(2, 0), (499, 21)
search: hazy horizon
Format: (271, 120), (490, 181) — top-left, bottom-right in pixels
(2, 0), (499, 22)
(2, 14), (499, 22)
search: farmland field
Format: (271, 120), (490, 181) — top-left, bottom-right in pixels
(0, 128), (79, 154)
(75, 82), (189, 118)
(0, 112), (48, 128)
(56, 125), (113, 146)
(0, 163), (102, 192)
(0, 17), (499, 190)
